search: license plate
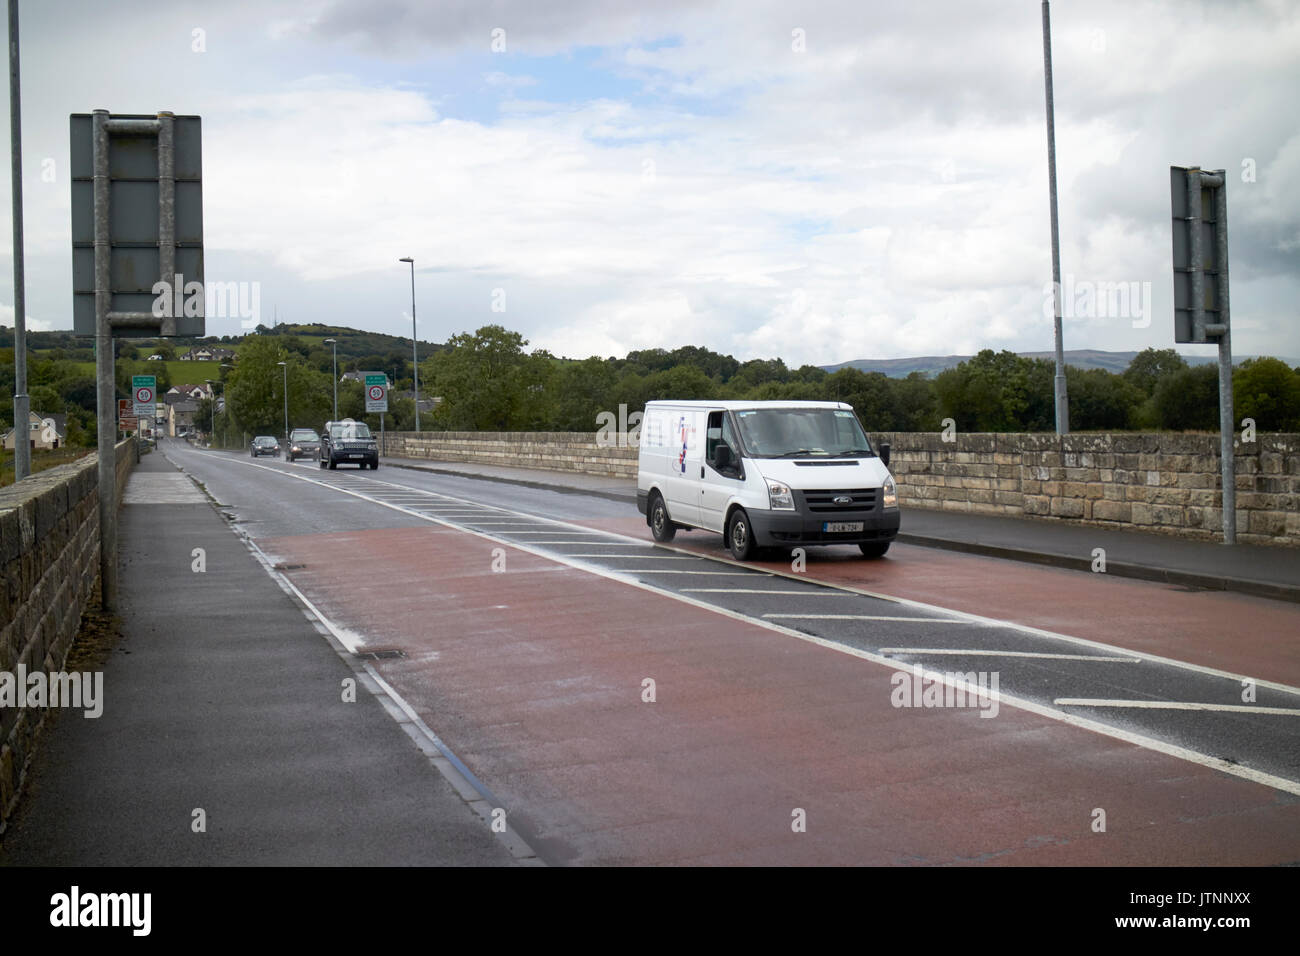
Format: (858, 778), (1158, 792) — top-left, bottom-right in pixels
(349, 453), (363, 459)
(823, 521), (864, 533)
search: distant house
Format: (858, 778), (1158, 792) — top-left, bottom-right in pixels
(168, 401), (198, 437)
(166, 383), (213, 404)
(2, 411), (67, 450)
(179, 346), (236, 362)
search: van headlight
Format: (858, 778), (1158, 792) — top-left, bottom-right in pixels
(766, 478), (795, 511)
(882, 475), (898, 509)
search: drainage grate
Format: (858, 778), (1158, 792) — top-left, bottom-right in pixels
(273, 563), (305, 570)
(354, 649), (407, 660)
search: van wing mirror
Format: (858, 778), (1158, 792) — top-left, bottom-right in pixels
(714, 443), (732, 471)
(878, 442), (891, 467)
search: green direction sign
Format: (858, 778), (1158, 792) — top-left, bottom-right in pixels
(364, 372), (388, 413)
(131, 375), (157, 418)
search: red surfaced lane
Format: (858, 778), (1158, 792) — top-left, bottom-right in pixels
(265, 523), (1300, 866)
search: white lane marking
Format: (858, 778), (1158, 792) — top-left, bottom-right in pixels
(664, 548), (1300, 698)
(765, 614), (970, 622)
(490, 530), (605, 535)
(1055, 699), (1300, 716)
(564, 554), (698, 559)
(618, 570), (762, 575)
(176, 449), (1300, 797)
(882, 648), (1142, 662)
(545, 541), (650, 546)
(683, 588), (852, 595)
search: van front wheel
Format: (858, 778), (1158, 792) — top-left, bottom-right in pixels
(726, 509), (757, 561)
(859, 541), (891, 558)
(649, 493), (676, 542)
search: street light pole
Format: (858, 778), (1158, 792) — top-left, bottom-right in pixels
(324, 337), (338, 420)
(1042, 0), (1069, 435)
(277, 360), (287, 445)
(216, 363), (232, 448)
(8, 0), (30, 480)
(204, 379), (215, 446)
(399, 257), (418, 432)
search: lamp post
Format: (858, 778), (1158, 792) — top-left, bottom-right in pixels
(1042, 0), (1069, 435)
(324, 337), (338, 420)
(217, 363), (232, 447)
(204, 379), (215, 447)
(276, 360), (288, 445)
(399, 257), (418, 432)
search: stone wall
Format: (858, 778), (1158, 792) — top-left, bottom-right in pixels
(877, 432), (1299, 546)
(0, 440), (135, 830)
(384, 431), (637, 479)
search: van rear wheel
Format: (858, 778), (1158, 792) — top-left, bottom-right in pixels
(726, 509), (757, 561)
(649, 493), (676, 542)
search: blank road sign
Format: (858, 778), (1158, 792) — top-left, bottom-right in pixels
(70, 113), (204, 338)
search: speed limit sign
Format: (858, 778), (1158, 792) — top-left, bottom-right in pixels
(132, 376), (156, 418)
(364, 373), (388, 412)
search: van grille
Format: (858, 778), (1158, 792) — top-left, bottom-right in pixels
(801, 488), (877, 512)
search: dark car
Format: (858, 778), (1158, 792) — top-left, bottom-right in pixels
(250, 436), (281, 458)
(319, 419), (379, 469)
(287, 428), (321, 462)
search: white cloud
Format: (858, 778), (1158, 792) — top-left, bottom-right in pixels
(1, 0), (1296, 364)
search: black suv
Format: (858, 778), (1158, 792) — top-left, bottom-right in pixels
(320, 419), (379, 469)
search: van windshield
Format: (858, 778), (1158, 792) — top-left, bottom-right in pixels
(733, 408), (874, 458)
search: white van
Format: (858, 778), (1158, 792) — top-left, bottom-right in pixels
(636, 400), (900, 560)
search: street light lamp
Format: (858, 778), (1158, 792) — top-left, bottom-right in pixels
(324, 337), (338, 420)
(276, 361), (288, 445)
(399, 257), (419, 432)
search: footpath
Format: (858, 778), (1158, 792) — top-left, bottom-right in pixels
(0, 450), (516, 865)
(380, 455), (1300, 603)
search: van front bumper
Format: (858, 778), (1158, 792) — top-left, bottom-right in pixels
(748, 508), (900, 547)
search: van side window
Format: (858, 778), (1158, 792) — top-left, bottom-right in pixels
(706, 410), (741, 476)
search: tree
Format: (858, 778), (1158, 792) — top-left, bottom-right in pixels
(225, 336), (331, 437)
(552, 357), (618, 431)
(933, 350), (1054, 432)
(1066, 367), (1143, 431)
(1152, 364), (1218, 430)
(1234, 357), (1300, 431)
(1123, 348), (1188, 396)
(424, 325), (554, 430)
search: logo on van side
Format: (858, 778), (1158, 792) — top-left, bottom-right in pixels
(678, 416), (688, 473)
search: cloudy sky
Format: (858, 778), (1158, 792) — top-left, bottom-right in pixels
(1, 0), (1297, 366)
